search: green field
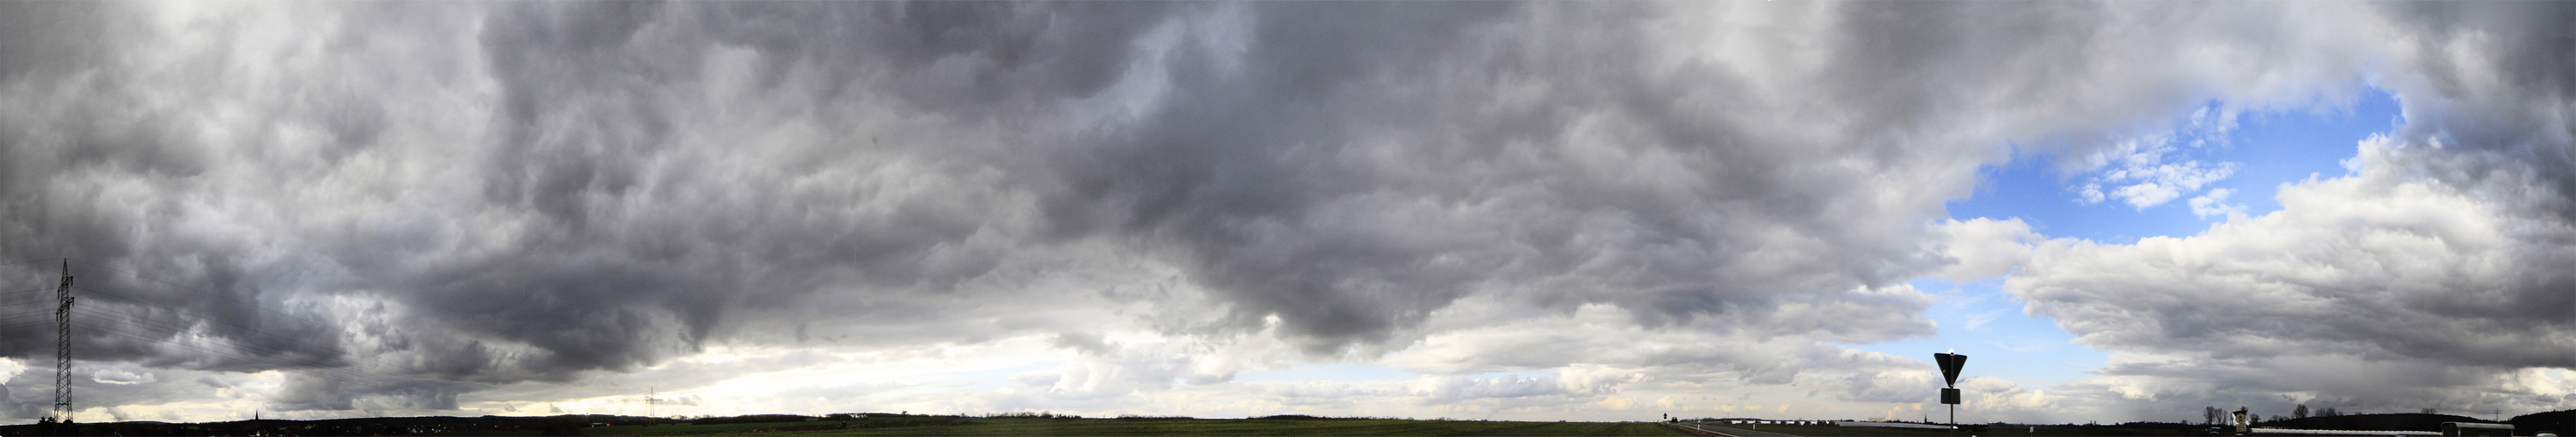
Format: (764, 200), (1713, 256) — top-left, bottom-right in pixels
(1695, 423), (2201, 437)
(1696, 424), (1956, 436)
(513, 418), (1692, 436)
(577, 420), (918, 435)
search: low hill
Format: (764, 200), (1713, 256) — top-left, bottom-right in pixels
(2511, 409), (2576, 435)
(2270, 413), (2494, 432)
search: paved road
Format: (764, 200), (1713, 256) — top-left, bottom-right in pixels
(1669, 422), (1803, 437)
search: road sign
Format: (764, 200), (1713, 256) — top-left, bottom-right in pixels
(1933, 352), (1968, 427)
(1934, 353), (1967, 386)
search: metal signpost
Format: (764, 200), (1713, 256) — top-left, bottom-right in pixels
(1935, 352), (1967, 429)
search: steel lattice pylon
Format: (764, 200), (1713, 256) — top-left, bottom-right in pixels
(52, 261), (74, 423)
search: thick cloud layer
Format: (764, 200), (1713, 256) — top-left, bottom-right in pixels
(2007, 2), (2576, 418)
(0, 0), (2569, 422)
(1, 3), (1963, 373)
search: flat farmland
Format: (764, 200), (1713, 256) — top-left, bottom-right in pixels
(1691, 424), (1955, 436)
(749, 418), (1691, 436)
(1688, 423), (2205, 437)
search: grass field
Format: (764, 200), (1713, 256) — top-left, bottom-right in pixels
(1696, 424), (1957, 436)
(1695, 423), (2203, 437)
(505, 418), (1692, 436)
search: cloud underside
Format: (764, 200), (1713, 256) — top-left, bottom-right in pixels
(0, 0), (2568, 421)
(2002, 3), (2576, 416)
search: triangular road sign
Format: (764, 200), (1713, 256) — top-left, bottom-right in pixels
(1934, 353), (1967, 387)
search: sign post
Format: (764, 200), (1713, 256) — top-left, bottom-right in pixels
(1935, 353), (1967, 429)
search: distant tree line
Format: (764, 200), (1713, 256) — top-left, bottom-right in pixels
(2204, 404), (2343, 426)
(987, 411), (1081, 419)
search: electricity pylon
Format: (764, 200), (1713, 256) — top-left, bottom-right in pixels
(52, 261), (76, 423)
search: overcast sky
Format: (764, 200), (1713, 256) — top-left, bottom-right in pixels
(0, 0), (2572, 425)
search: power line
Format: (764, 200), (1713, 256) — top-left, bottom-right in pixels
(43, 257), (630, 418)
(0, 287), (64, 298)
(60, 260), (563, 399)
(0, 258), (444, 423)
(64, 291), (554, 411)
(68, 319), (467, 409)
(73, 285), (363, 366)
(0, 258), (66, 267)
(64, 259), (352, 336)
(66, 312), (546, 412)
(57, 261), (467, 415)
(65, 305), (477, 402)
(0, 319), (58, 331)
(0, 312), (58, 326)
(64, 307), (497, 406)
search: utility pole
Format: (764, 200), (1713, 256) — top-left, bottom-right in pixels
(52, 261), (75, 424)
(645, 387), (660, 423)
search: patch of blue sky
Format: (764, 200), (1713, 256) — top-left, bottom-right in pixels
(2214, 88), (2402, 217)
(1843, 279), (2104, 385)
(1244, 90), (2403, 396)
(1867, 88), (2402, 387)
(1946, 88), (2401, 244)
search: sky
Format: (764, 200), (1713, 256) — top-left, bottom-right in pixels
(0, 0), (2572, 426)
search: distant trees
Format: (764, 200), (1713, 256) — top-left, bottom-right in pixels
(2205, 406), (2223, 425)
(987, 411), (1078, 419)
(2318, 407), (2341, 417)
(2295, 405), (2310, 419)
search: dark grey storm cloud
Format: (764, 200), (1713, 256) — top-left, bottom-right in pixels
(1, 0), (2571, 421)
(0, 1), (1999, 414)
